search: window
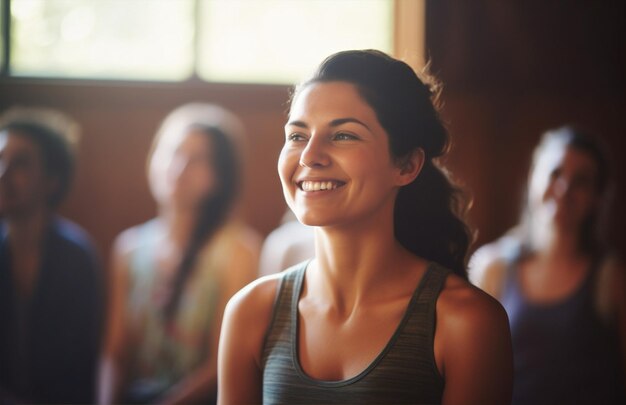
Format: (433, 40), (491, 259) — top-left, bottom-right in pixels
(4, 0), (423, 84)
(197, 0), (393, 84)
(10, 0), (195, 80)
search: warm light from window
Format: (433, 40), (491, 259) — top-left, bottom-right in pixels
(6, 0), (418, 84)
(11, 0), (194, 80)
(197, 0), (394, 85)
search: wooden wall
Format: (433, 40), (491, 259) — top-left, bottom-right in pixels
(1, 1), (624, 268)
(0, 80), (292, 264)
(427, 0), (626, 253)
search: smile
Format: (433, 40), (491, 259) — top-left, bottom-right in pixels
(298, 180), (345, 192)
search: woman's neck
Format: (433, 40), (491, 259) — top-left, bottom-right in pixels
(309, 211), (424, 314)
(530, 222), (589, 270)
(159, 207), (196, 248)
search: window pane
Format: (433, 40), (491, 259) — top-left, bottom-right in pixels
(11, 0), (194, 80)
(197, 0), (393, 85)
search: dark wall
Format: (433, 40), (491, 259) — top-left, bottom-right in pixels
(0, 1), (624, 267)
(426, 0), (626, 253)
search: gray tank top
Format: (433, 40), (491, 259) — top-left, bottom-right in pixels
(261, 261), (449, 405)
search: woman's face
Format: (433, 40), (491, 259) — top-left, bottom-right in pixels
(0, 130), (52, 217)
(528, 141), (600, 233)
(278, 81), (411, 228)
(149, 128), (217, 211)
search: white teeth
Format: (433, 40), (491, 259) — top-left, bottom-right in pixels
(301, 181), (340, 191)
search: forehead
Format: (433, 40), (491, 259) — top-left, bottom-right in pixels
(289, 82), (377, 123)
(0, 129), (42, 158)
(156, 126), (211, 152)
(536, 142), (598, 176)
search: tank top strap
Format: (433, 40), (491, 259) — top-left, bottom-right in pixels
(413, 262), (451, 306)
(402, 262), (451, 348)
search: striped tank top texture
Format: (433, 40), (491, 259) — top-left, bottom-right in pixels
(261, 261), (450, 405)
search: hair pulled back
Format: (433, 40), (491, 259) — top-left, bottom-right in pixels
(293, 50), (471, 277)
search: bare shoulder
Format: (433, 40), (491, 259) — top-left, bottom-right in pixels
(219, 273), (285, 404)
(221, 273), (284, 367)
(227, 272), (281, 312)
(111, 226), (140, 257)
(468, 237), (519, 299)
(111, 221), (158, 260)
(438, 273), (510, 330)
(435, 273), (513, 404)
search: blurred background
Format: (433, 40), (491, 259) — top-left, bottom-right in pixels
(1, 0), (624, 268)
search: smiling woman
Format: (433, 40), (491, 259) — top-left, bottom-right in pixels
(279, 81), (405, 229)
(218, 49), (513, 405)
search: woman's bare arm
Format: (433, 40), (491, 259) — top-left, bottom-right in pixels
(436, 277), (513, 405)
(218, 276), (280, 405)
(97, 230), (135, 405)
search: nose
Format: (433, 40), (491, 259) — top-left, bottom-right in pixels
(553, 177), (570, 199)
(299, 135), (330, 168)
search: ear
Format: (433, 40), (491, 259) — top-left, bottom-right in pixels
(394, 148), (425, 187)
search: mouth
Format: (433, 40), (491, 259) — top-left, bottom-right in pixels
(297, 180), (346, 192)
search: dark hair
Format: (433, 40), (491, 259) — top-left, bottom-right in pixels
(155, 106), (243, 320)
(0, 115), (77, 208)
(519, 125), (611, 255)
(291, 49), (471, 277)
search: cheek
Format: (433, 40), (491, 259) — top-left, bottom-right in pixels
(181, 162), (216, 195)
(277, 146), (296, 186)
(15, 168), (45, 192)
(345, 153), (392, 186)
(574, 190), (598, 214)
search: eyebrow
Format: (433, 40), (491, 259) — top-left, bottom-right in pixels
(286, 117), (371, 131)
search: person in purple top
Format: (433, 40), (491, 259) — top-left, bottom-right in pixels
(0, 107), (103, 404)
(471, 126), (626, 404)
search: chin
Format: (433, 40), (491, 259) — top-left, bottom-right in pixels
(294, 211), (330, 227)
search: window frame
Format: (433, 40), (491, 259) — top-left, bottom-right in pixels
(0, 0), (424, 87)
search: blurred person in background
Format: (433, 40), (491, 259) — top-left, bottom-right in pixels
(0, 107), (104, 404)
(98, 103), (260, 405)
(470, 125), (625, 405)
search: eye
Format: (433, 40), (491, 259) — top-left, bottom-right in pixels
(287, 132), (308, 142)
(571, 174), (595, 191)
(333, 132), (358, 141)
(549, 167), (562, 181)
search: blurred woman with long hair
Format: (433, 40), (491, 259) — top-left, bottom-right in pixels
(471, 126), (625, 404)
(99, 103), (260, 405)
